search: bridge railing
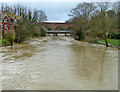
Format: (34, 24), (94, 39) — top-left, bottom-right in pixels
(47, 30), (71, 32)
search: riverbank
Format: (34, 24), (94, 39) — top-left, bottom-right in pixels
(0, 36), (120, 49)
(84, 36), (120, 49)
(97, 39), (120, 49)
(0, 38), (10, 47)
(0, 36), (41, 47)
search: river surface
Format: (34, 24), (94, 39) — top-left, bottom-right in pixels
(0, 36), (118, 90)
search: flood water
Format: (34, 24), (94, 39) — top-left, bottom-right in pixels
(0, 36), (118, 90)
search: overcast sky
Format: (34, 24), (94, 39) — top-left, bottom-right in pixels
(0, 0), (119, 22)
(1, 2), (79, 22)
(20, 2), (79, 22)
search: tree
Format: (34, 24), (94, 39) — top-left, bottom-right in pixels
(89, 2), (118, 47)
(22, 6), (27, 19)
(20, 6), (22, 16)
(1, 3), (4, 12)
(17, 4), (20, 15)
(15, 19), (35, 43)
(33, 26), (41, 36)
(32, 9), (38, 24)
(96, 2), (110, 47)
(4, 29), (15, 47)
(68, 2), (118, 47)
(28, 8), (32, 21)
(118, 2), (120, 31)
(68, 2), (96, 40)
(69, 2), (96, 19)
(96, 2), (109, 13)
(38, 10), (47, 22)
(72, 17), (84, 40)
(39, 26), (47, 36)
(14, 5), (17, 14)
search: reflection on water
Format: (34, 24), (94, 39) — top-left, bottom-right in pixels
(0, 36), (118, 90)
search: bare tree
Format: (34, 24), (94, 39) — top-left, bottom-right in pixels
(13, 5), (17, 14)
(32, 9), (38, 24)
(96, 2), (110, 47)
(17, 4), (20, 15)
(69, 2), (96, 19)
(1, 3), (4, 12)
(38, 10), (47, 22)
(28, 8), (32, 21)
(68, 2), (96, 40)
(4, 3), (9, 11)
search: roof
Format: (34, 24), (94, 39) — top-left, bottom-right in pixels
(2, 12), (21, 20)
(8, 14), (16, 19)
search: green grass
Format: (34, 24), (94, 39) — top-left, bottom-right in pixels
(0, 39), (2, 45)
(96, 41), (106, 45)
(0, 38), (10, 46)
(98, 39), (120, 46)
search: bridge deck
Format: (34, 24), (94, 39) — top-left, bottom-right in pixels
(47, 30), (71, 34)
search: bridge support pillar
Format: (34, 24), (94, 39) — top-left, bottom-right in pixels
(53, 34), (58, 36)
(65, 33), (67, 36)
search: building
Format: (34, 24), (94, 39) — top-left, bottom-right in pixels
(2, 15), (11, 33)
(2, 14), (16, 33)
(0, 17), (2, 38)
(2, 12), (21, 34)
(0, 13), (2, 38)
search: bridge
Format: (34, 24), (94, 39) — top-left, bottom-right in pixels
(40, 22), (73, 30)
(47, 30), (72, 36)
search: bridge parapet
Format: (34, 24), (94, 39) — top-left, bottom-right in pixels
(47, 30), (72, 36)
(47, 30), (71, 32)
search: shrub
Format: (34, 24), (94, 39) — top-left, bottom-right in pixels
(15, 19), (47, 43)
(115, 33), (120, 39)
(15, 19), (35, 43)
(108, 33), (120, 39)
(33, 26), (41, 37)
(40, 26), (47, 36)
(4, 30), (15, 46)
(72, 28), (84, 40)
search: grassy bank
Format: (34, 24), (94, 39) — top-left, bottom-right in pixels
(0, 39), (1, 45)
(0, 38), (10, 46)
(97, 39), (120, 46)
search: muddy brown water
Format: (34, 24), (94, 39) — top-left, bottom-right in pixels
(0, 36), (118, 90)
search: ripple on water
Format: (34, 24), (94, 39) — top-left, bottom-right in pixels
(1, 36), (118, 90)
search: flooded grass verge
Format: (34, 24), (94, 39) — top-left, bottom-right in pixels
(1, 43), (36, 61)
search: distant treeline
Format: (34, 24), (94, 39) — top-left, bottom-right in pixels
(67, 2), (120, 47)
(1, 3), (47, 24)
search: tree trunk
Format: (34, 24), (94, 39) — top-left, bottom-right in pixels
(10, 42), (13, 47)
(104, 38), (108, 47)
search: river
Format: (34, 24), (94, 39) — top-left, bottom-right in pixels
(0, 36), (118, 90)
